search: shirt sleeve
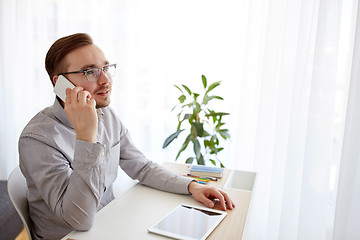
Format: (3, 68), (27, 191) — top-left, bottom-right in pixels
(19, 134), (107, 231)
(118, 130), (193, 194)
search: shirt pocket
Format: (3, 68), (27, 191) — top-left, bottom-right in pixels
(104, 141), (120, 188)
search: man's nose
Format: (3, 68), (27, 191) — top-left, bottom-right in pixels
(97, 70), (110, 85)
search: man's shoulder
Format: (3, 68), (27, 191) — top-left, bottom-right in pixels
(20, 106), (63, 140)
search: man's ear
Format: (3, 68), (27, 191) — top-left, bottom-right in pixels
(52, 75), (59, 86)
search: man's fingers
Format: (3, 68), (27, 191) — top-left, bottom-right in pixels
(205, 188), (227, 210)
(77, 90), (92, 104)
(68, 86), (84, 103)
(65, 87), (94, 105)
(65, 88), (71, 104)
(190, 183), (235, 212)
(218, 190), (232, 208)
(199, 195), (215, 208)
(219, 190), (235, 209)
(88, 98), (96, 107)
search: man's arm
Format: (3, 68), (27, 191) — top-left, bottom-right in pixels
(19, 134), (107, 231)
(115, 122), (236, 210)
(22, 86), (105, 230)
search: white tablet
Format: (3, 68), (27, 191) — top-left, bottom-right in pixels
(148, 204), (227, 240)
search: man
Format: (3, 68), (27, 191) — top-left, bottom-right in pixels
(19, 33), (235, 239)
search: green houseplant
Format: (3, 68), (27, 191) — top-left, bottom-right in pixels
(162, 75), (230, 167)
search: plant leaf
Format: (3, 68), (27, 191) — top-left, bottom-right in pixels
(203, 95), (224, 105)
(192, 122), (204, 137)
(205, 111), (230, 117)
(210, 147), (224, 155)
(182, 84), (192, 95)
(219, 129), (230, 139)
(209, 159), (216, 166)
(204, 139), (214, 149)
(183, 114), (191, 120)
(202, 75), (207, 88)
(202, 95), (209, 105)
(178, 95), (186, 103)
(211, 135), (220, 145)
(162, 129), (184, 148)
(188, 113), (196, 123)
(193, 138), (201, 159)
(216, 122), (225, 129)
(202, 130), (210, 137)
(209, 95), (224, 101)
(174, 85), (183, 93)
(176, 134), (192, 160)
(197, 154), (205, 165)
(171, 105), (177, 112)
(185, 157), (194, 164)
(206, 81), (221, 94)
(193, 93), (200, 101)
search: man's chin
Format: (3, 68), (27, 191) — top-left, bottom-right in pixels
(95, 99), (111, 109)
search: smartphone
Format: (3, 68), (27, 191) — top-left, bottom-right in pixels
(53, 75), (75, 102)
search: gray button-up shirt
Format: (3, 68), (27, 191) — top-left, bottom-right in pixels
(19, 99), (192, 239)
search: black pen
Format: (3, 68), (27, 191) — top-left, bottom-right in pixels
(205, 176), (218, 181)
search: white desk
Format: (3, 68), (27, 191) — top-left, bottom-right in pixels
(63, 163), (256, 240)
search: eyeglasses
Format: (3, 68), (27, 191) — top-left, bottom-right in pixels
(58, 63), (116, 82)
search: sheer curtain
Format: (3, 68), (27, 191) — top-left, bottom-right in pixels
(333, 1), (360, 238)
(0, 0), (359, 239)
(236, 0), (357, 239)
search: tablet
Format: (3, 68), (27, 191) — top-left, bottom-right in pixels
(147, 204), (227, 240)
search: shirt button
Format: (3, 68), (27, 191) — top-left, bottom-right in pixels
(101, 152), (105, 156)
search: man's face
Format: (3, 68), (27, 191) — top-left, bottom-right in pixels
(61, 44), (112, 108)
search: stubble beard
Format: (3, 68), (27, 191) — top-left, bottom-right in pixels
(95, 85), (111, 109)
(95, 97), (111, 109)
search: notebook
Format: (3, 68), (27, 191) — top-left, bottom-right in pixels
(190, 165), (224, 178)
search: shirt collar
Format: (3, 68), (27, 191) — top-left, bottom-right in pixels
(52, 98), (72, 128)
(52, 98), (104, 129)
(97, 108), (104, 118)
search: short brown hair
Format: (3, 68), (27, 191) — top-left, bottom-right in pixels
(45, 33), (93, 85)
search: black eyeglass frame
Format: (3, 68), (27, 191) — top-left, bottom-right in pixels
(58, 63), (117, 82)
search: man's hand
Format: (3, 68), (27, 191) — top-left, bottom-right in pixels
(188, 181), (235, 211)
(64, 87), (98, 143)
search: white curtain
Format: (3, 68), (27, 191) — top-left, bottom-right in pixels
(237, 0), (357, 238)
(0, 0), (359, 238)
(333, 1), (360, 238)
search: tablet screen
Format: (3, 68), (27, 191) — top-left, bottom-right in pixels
(148, 204), (227, 240)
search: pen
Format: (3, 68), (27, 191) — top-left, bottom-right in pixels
(187, 174), (206, 179)
(184, 175), (209, 182)
(185, 174), (207, 180)
(205, 176), (218, 181)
